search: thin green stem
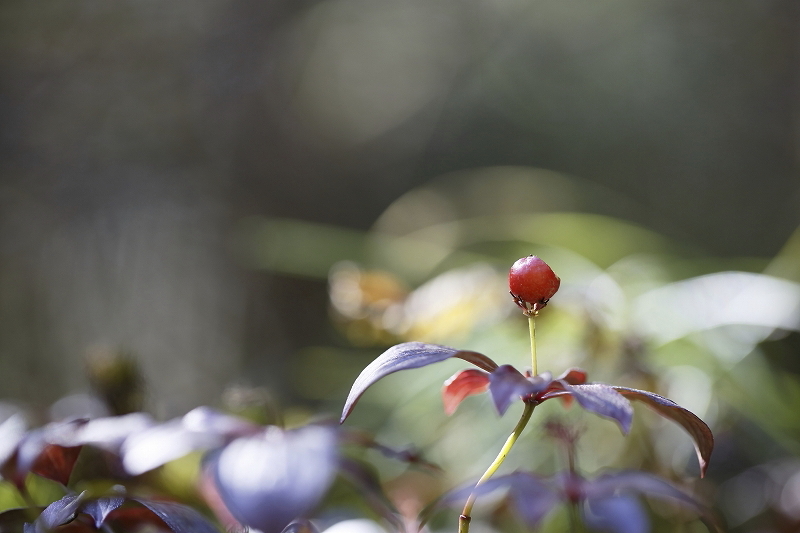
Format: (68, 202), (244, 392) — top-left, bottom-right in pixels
(568, 502), (585, 533)
(528, 314), (537, 376)
(457, 313), (542, 532)
(17, 483), (37, 509)
(458, 401), (535, 533)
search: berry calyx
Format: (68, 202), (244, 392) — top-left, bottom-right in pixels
(508, 255), (560, 315)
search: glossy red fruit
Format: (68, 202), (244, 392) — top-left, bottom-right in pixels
(508, 255), (560, 314)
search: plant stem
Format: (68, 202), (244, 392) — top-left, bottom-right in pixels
(528, 314), (537, 376)
(568, 502), (584, 533)
(17, 483), (37, 509)
(457, 315), (541, 532)
(458, 401), (535, 533)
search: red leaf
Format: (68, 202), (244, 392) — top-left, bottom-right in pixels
(32, 445), (82, 486)
(539, 369), (587, 406)
(442, 369), (490, 415)
(107, 507), (168, 530)
(556, 368), (587, 385)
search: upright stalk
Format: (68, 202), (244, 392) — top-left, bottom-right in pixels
(458, 315), (539, 533)
(528, 313), (537, 376)
(458, 402), (535, 533)
(568, 502), (584, 533)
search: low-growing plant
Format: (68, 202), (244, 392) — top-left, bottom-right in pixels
(0, 256), (716, 533)
(340, 256), (716, 533)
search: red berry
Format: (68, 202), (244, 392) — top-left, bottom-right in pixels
(508, 256), (560, 314)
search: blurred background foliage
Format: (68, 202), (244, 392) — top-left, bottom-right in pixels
(1, 0), (799, 531)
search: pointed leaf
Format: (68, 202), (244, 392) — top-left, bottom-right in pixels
(432, 472), (560, 529)
(587, 471), (703, 513)
(135, 499), (221, 533)
(489, 366), (551, 415)
(0, 414), (27, 468)
(82, 497), (125, 528)
(341, 342), (497, 423)
(31, 445), (82, 486)
(555, 368), (587, 385)
(55, 413), (154, 451)
(583, 495), (648, 533)
(105, 507), (170, 530)
(543, 369), (587, 407)
(182, 407), (259, 439)
(212, 425), (339, 533)
(434, 473), (518, 508)
(14, 430), (48, 486)
(442, 369), (490, 415)
(455, 350), (499, 373)
(545, 384), (633, 433)
(613, 387), (713, 477)
(30, 492), (86, 532)
(508, 473), (562, 529)
(122, 419), (220, 475)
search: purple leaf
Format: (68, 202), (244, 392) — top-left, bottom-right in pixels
(436, 472), (561, 528)
(212, 424), (339, 533)
(82, 496), (125, 528)
(135, 498), (222, 533)
(29, 492), (86, 533)
(613, 387), (714, 477)
(14, 429), (49, 484)
(547, 384), (633, 433)
(435, 473), (518, 508)
(489, 366), (550, 415)
(122, 419), (220, 475)
(182, 407), (258, 439)
(583, 495), (648, 533)
(341, 342), (498, 423)
(121, 408), (258, 475)
(587, 471), (704, 513)
(507, 473), (562, 528)
(0, 413), (27, 469)
(54, 412), (154, 451)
